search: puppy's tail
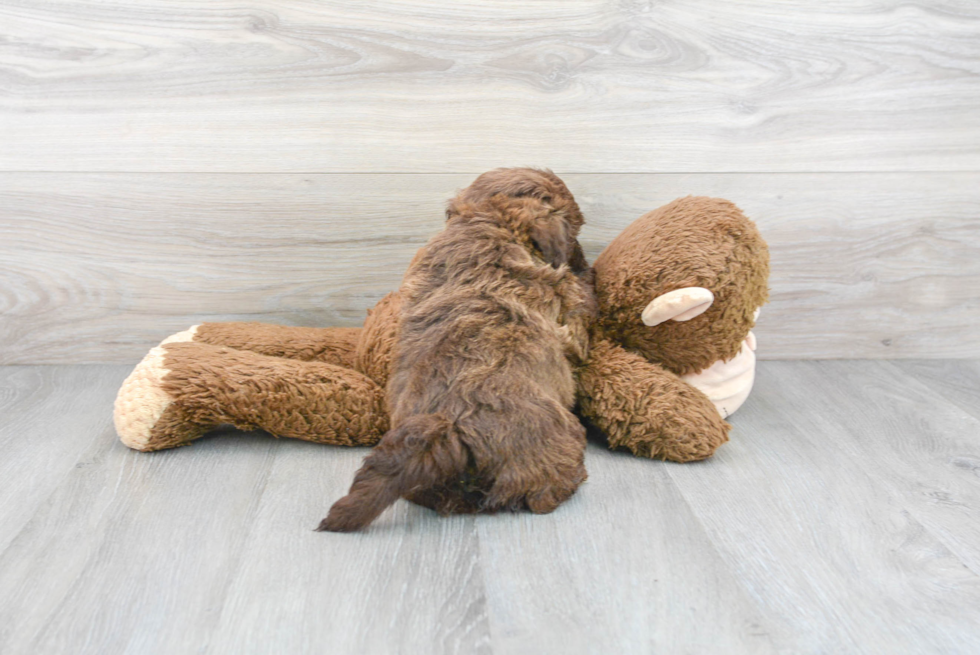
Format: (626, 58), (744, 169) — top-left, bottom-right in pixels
(316, 413), (467, 532)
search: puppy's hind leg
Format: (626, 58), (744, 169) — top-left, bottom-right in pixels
(525, 449), (588, 514)
(490, 416), (588, 515)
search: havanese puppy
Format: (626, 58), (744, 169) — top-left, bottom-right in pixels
(318, 168), (595, 532)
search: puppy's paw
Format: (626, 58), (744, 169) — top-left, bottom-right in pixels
(526, 486), (572, 514)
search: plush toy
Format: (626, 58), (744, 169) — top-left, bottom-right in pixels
(575, 196), (769, 461)
(114, 189), (768, 463)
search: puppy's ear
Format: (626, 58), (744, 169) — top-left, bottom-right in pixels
(445, 198), (461, 221)
(568, 241), (589, 275)
(531, 215), (571, 268)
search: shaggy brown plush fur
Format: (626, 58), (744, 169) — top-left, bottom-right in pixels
(577, 196), (769, 461)
(355, 291), (402, 389)
(593, 197), (770, 376)
(151, 341), (389, 450)
(195, 323), (363, 368)
(318, 169), (595, 532)
(577, 340), (730, 461)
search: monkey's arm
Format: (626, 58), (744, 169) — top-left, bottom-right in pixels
(577, 338), (730, 462)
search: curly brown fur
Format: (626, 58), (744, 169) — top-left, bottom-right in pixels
(576, 196), (769, 463)
(195, 323), (362, 368)
(576, 340), (729, 462)
(157, 341), (388, 449)
(319, 169), (595, 532)
(593, 197), (769, 376)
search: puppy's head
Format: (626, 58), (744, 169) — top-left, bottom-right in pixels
(447, 168), (586, 271)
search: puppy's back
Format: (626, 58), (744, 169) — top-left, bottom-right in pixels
(320, 186), (591, 531)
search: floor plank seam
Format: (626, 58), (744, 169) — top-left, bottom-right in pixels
(17, 439), (124, 650)
(0, 399), (114, 561)
(4, 170), (980, 176)
(201, 439), (282, 655)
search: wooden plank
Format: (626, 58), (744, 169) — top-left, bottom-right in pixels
(665, 360), (980, 653)
(2, 1), (979, 173)
(2, 172), (978, 363)
(760, 360), (980, 575)
(0, 173), (457, 364)
(0, 395), (282, 653)
(0, 364), (489, 654)
(474, 445), (781, 654)
(891, 359), (980, 422)
(2, 362), (980, 652)
(205, 444), (490, 655)
(0, 366), (123, 555)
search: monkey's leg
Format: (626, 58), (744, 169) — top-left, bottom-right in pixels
(161, 322), (362, 368)
(114, 340), (388, 452)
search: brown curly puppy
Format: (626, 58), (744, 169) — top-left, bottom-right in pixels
(318, 169), (595, 532)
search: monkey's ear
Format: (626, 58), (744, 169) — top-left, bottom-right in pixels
(641, 287), (714, 326)
(530, 215), (570, 268)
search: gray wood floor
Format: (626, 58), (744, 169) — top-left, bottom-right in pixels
(1, 361), (979, 654)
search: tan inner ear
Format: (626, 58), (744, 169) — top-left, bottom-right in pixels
(641, 287), (715, 326)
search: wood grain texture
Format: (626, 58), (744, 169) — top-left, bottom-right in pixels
(892, 359), (980, 422)
(2, 1), (979, 172)
(474, 450), (780, 654)
(0, 365), (488, 655)
(2, 362), (980, 653)
(0, 368), (283, 654)
(665, 360), (980, 653)
(766, 360), (980, 576)
(206, 445), (490, 655)
(2, 172), (978, 363)
(0, 366), (122, 554)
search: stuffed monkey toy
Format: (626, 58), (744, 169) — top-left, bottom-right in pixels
(114, 176), (768, 462)
(575, 196), (769, 461)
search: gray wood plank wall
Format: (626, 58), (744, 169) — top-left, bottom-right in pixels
(1, 1), (978, 363)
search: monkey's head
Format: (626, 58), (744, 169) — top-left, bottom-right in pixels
(593, 197), (770, 379)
